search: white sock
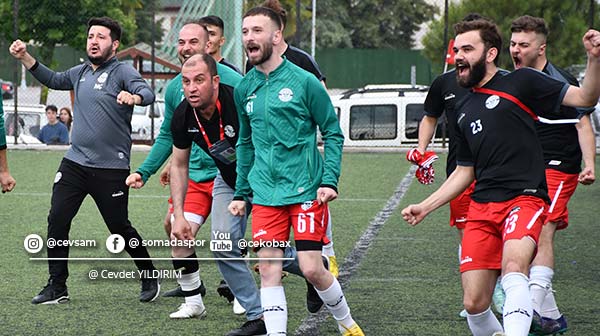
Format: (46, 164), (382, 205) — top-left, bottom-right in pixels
(467, 307), (503, 336)
(529, 265), (553, 314)
(316, 277), (355, 332)
(458, 244), (462, 264)
(502, 272), (532, 335)
(261, 286), (287, 335)
(178, 270), (204, 307)
(541, 290), (562, 319)
(322, 242), (335, 258)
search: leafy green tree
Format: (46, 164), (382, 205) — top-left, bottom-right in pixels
(346, 0), (437, 49)
(422, 0), (592, 73)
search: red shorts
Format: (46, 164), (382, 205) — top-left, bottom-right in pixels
(459, 195), (547, 273)
(545, 169), (578, 230)
(449, 181), (475, 229)
(168, 179), (214, 224)
(251, 201), (331, 251)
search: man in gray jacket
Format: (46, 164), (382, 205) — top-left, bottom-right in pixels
(10, 16), (159, 304)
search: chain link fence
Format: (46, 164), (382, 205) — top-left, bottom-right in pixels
(1, 0), (244, 145)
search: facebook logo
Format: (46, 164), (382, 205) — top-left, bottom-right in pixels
(106, 234), (125, 253)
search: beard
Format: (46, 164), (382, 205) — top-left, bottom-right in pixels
(247, 42), (273, 66)
(88, 46), (113, 66)
(457, 52), (487, 88)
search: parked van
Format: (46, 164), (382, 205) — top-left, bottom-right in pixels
(331, 84), (446, 147)
(130, 99), (165, 143)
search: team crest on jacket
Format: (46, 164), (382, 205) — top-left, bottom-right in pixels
(94, 72), (109, 90)
(301, 201), (314, 211)
(278, 88), (293, 102)
(224, 125), (235, 137)
(485, 95), (500, 109)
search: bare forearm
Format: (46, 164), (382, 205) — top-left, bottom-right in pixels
(576, 115), (596, 169)
(419, 166), (474, 214)
(417, 116), (438, 153)
(0, 149), (9, 173)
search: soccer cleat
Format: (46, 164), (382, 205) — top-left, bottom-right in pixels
(217, 279), (235, 303)
(529, 310), (544, 335)
(233, 297), (246, 315)
(328, 255), (340, 278)
(225, 318), (267, 336)
(31, 280), (69, 304)
(139, 277), (160, 302)
(169, 303), (207, 319)
(538, 315), (568, 335)
(162, 281), (206, 298)
(459, 309), (468, 318)
(340, 322), (365, 336)
(492, 280), (505, 315)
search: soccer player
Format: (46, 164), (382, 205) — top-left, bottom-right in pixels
(248, 0), (340, 282)
(509, 15), (596, 335)
(229, 7), (364, 335)
(401, 19), (600, 336)
(10, 17), (160, 304)
(0, 103), (16, 193)
(125, 20), (241, 320)
(410, 13), (506, 318)
(198, 15), (243, 75)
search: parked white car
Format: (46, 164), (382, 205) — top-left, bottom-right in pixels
(131, 99), (164, 143)
(2, 103), (45, 144)
(330, 84), (444, 147)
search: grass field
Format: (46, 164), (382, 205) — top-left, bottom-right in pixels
(1, 150), (599, 335)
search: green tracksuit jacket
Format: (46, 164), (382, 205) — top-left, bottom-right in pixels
(234, 59), (344, 206)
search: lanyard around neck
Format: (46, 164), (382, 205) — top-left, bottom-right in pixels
(193, 99), (223, 147)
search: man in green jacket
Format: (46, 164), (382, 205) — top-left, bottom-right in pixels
(229, 7), (363, 336)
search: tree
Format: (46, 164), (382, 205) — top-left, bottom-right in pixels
(345, 0), (437, 49)
(0, 0), (136, 103)
(422, 0), (593, 74)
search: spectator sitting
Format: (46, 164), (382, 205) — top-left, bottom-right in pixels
(59, 107), (73, 132)
(38, 105), (69, 144)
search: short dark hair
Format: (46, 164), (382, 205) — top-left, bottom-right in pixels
(182, 53), (217, 77)
(261, 0), (287, 28)
(454, 19), (502, 65)
(243, 6), (283, 30)
(46, 105), (58, 113)
(462, 13), (484, 22)
(87, 17), (122, 41)
(510, 15), (548, 37)
(198, 15), (225, 32)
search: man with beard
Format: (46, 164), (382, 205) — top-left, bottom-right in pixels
(408, 13), (506, 319)
(229, 7), (364, 335)
(125, 20), (244, 321)
(509, 15), (596, 335)
(9, 17), (159, 304)
(401, 19), (600, 336)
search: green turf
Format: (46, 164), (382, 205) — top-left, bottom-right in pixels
(1, 150), (599, 335)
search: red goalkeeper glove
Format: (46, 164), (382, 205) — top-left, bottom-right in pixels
(407, 149), (439, 185)
(415, 165), (435, 185)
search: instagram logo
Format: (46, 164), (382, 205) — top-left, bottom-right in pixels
(24, 234), (44, 254)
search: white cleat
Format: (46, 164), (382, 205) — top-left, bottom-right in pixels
(233, 297), (246, 315)
(169, 303), (207, 319)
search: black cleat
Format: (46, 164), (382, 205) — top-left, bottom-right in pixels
(162, 281), (206, 297)
(140, 277), (160, 302)
(225, 318), (267, 336)
(217, 279), (234, 303)
(32, 280), (69, 304)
